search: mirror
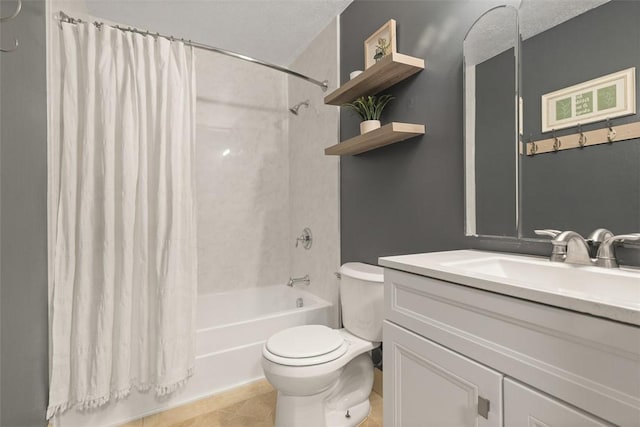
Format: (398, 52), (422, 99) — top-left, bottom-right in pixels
(463, 5), (519, 237)
(464, 0), (640, 239)
(519, 0), (640, 238)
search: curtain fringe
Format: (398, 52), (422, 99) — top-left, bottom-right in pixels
(46, 367), (194, 420)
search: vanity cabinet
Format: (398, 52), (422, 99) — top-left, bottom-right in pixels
(385, 321), (502, 427)
(504, 379), (612, 427)
(382, 268), (640, 427)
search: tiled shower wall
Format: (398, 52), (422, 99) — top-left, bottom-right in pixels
(197, 19), (340, 300)
(196, 54), (291, 294)
(288, 18), (341, 326)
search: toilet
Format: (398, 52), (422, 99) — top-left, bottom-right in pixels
(261, 262), (384, 427)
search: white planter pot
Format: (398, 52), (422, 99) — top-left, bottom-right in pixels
(360, 120), (381, 134)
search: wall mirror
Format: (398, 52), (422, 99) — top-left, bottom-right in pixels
(518, 0), (639, 238)
(465, 0), (640, 239)
(463, 5), (519, 237)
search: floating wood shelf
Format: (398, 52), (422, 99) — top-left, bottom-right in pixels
(324, 122), (425, 156)
(324, 52), (425, 105)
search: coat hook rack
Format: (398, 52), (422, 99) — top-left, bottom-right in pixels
(525, 120), (640, 156)
(0, 0), (22, 53)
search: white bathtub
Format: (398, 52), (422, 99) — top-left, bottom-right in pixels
(53, 285), (332, 427)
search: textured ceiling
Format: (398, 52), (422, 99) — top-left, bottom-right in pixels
(85, 0), (352, 66)
(519, 0), (611, 40)
(465, 0), (611, 66)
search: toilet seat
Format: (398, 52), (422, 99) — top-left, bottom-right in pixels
(263, 325), (349, 367)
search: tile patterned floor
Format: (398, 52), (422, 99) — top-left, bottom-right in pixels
(120, 379), (383, 427)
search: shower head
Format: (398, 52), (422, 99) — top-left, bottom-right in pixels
(289, 100), (310, 115)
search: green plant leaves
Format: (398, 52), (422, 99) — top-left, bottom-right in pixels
(343, 94), (394, 121)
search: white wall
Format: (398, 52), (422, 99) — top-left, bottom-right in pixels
(196, 53), (290, 295)
(288, 18), (341, 326)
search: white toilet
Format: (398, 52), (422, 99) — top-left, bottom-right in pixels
(262, 262), (384, 427)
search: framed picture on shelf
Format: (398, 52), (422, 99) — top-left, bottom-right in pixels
(364, 19), (396, 69)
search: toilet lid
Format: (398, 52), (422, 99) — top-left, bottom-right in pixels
(266, 325), (344, 358)
(263, 340), (349, 366)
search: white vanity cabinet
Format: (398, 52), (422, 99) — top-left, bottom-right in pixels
(382, 266), (640, 427)
(504, 379), (613, 426)
(385, 320), (502, 427)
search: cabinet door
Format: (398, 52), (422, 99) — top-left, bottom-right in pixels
(504, 379), (614, 427)
(384, 321), (503, 427)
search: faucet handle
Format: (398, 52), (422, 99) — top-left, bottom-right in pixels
(586, 228), (613, 245)
(586, 228), (614, 257)
(534, 229), (567, 262)
(534, 229), (563, 238)
(596, 233), (640, 268)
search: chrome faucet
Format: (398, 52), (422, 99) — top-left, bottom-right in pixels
(586, 228), (614, 258)
(536, 228), (640, 268)
(553, 231), (593, 265)
(287, 274), (310, 287)
(595, 234), (640, 268)
(535, 229), (592, 265)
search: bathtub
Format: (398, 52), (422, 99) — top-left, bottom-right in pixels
(53, 285), (332, 427)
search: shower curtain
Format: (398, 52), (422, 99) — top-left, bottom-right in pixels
(47, 21), (198, 419)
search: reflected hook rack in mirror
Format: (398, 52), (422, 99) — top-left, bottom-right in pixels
(0, 0), (22, 53)
(0, 0), (21, 22)
(0, 37), (18, 53)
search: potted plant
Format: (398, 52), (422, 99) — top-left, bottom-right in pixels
(344, 94), (394, 134)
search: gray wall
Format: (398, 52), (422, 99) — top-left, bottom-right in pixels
(0, 0), (49, 425)
(340, 0), (496, 264)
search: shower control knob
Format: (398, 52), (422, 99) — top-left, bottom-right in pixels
(295, 227), (313, 249)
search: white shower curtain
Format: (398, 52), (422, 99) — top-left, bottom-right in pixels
(48, 22), (198, 419)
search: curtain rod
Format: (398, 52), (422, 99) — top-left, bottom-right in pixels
(56, 11), (329, 91)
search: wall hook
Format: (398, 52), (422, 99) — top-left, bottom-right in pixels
(527, 136), (537, 156)
(606, 118), (616, 142)
(0, 0), (22, 22)
(552, 129), (561, 152)
(577, 123), (587, 148)
(0, 37), (18, 53)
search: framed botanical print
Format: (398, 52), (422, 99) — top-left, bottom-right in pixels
(364, 19), (397, 69)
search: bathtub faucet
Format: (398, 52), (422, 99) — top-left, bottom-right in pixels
(287, 274), (310, 287)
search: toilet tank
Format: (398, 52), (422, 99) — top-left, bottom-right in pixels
(339, 262), (384, 342)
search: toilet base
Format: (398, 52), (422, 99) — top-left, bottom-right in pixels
(274, 390), (371, 427)
(273, 353), (374, 427)
(325, 399), (370, 427)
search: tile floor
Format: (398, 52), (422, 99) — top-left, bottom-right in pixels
(120, 380), (383, 427)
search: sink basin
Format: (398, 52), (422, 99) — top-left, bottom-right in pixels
(379, 250), (640, 325)
(443, 256), (640, 307)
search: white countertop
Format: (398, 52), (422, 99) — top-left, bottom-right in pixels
(379, 249), (640, 326)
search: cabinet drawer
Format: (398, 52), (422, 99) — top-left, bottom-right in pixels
(384, 321), (502, 427)
(504, 379), (614, 427)
(384, 268), (640, 426)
